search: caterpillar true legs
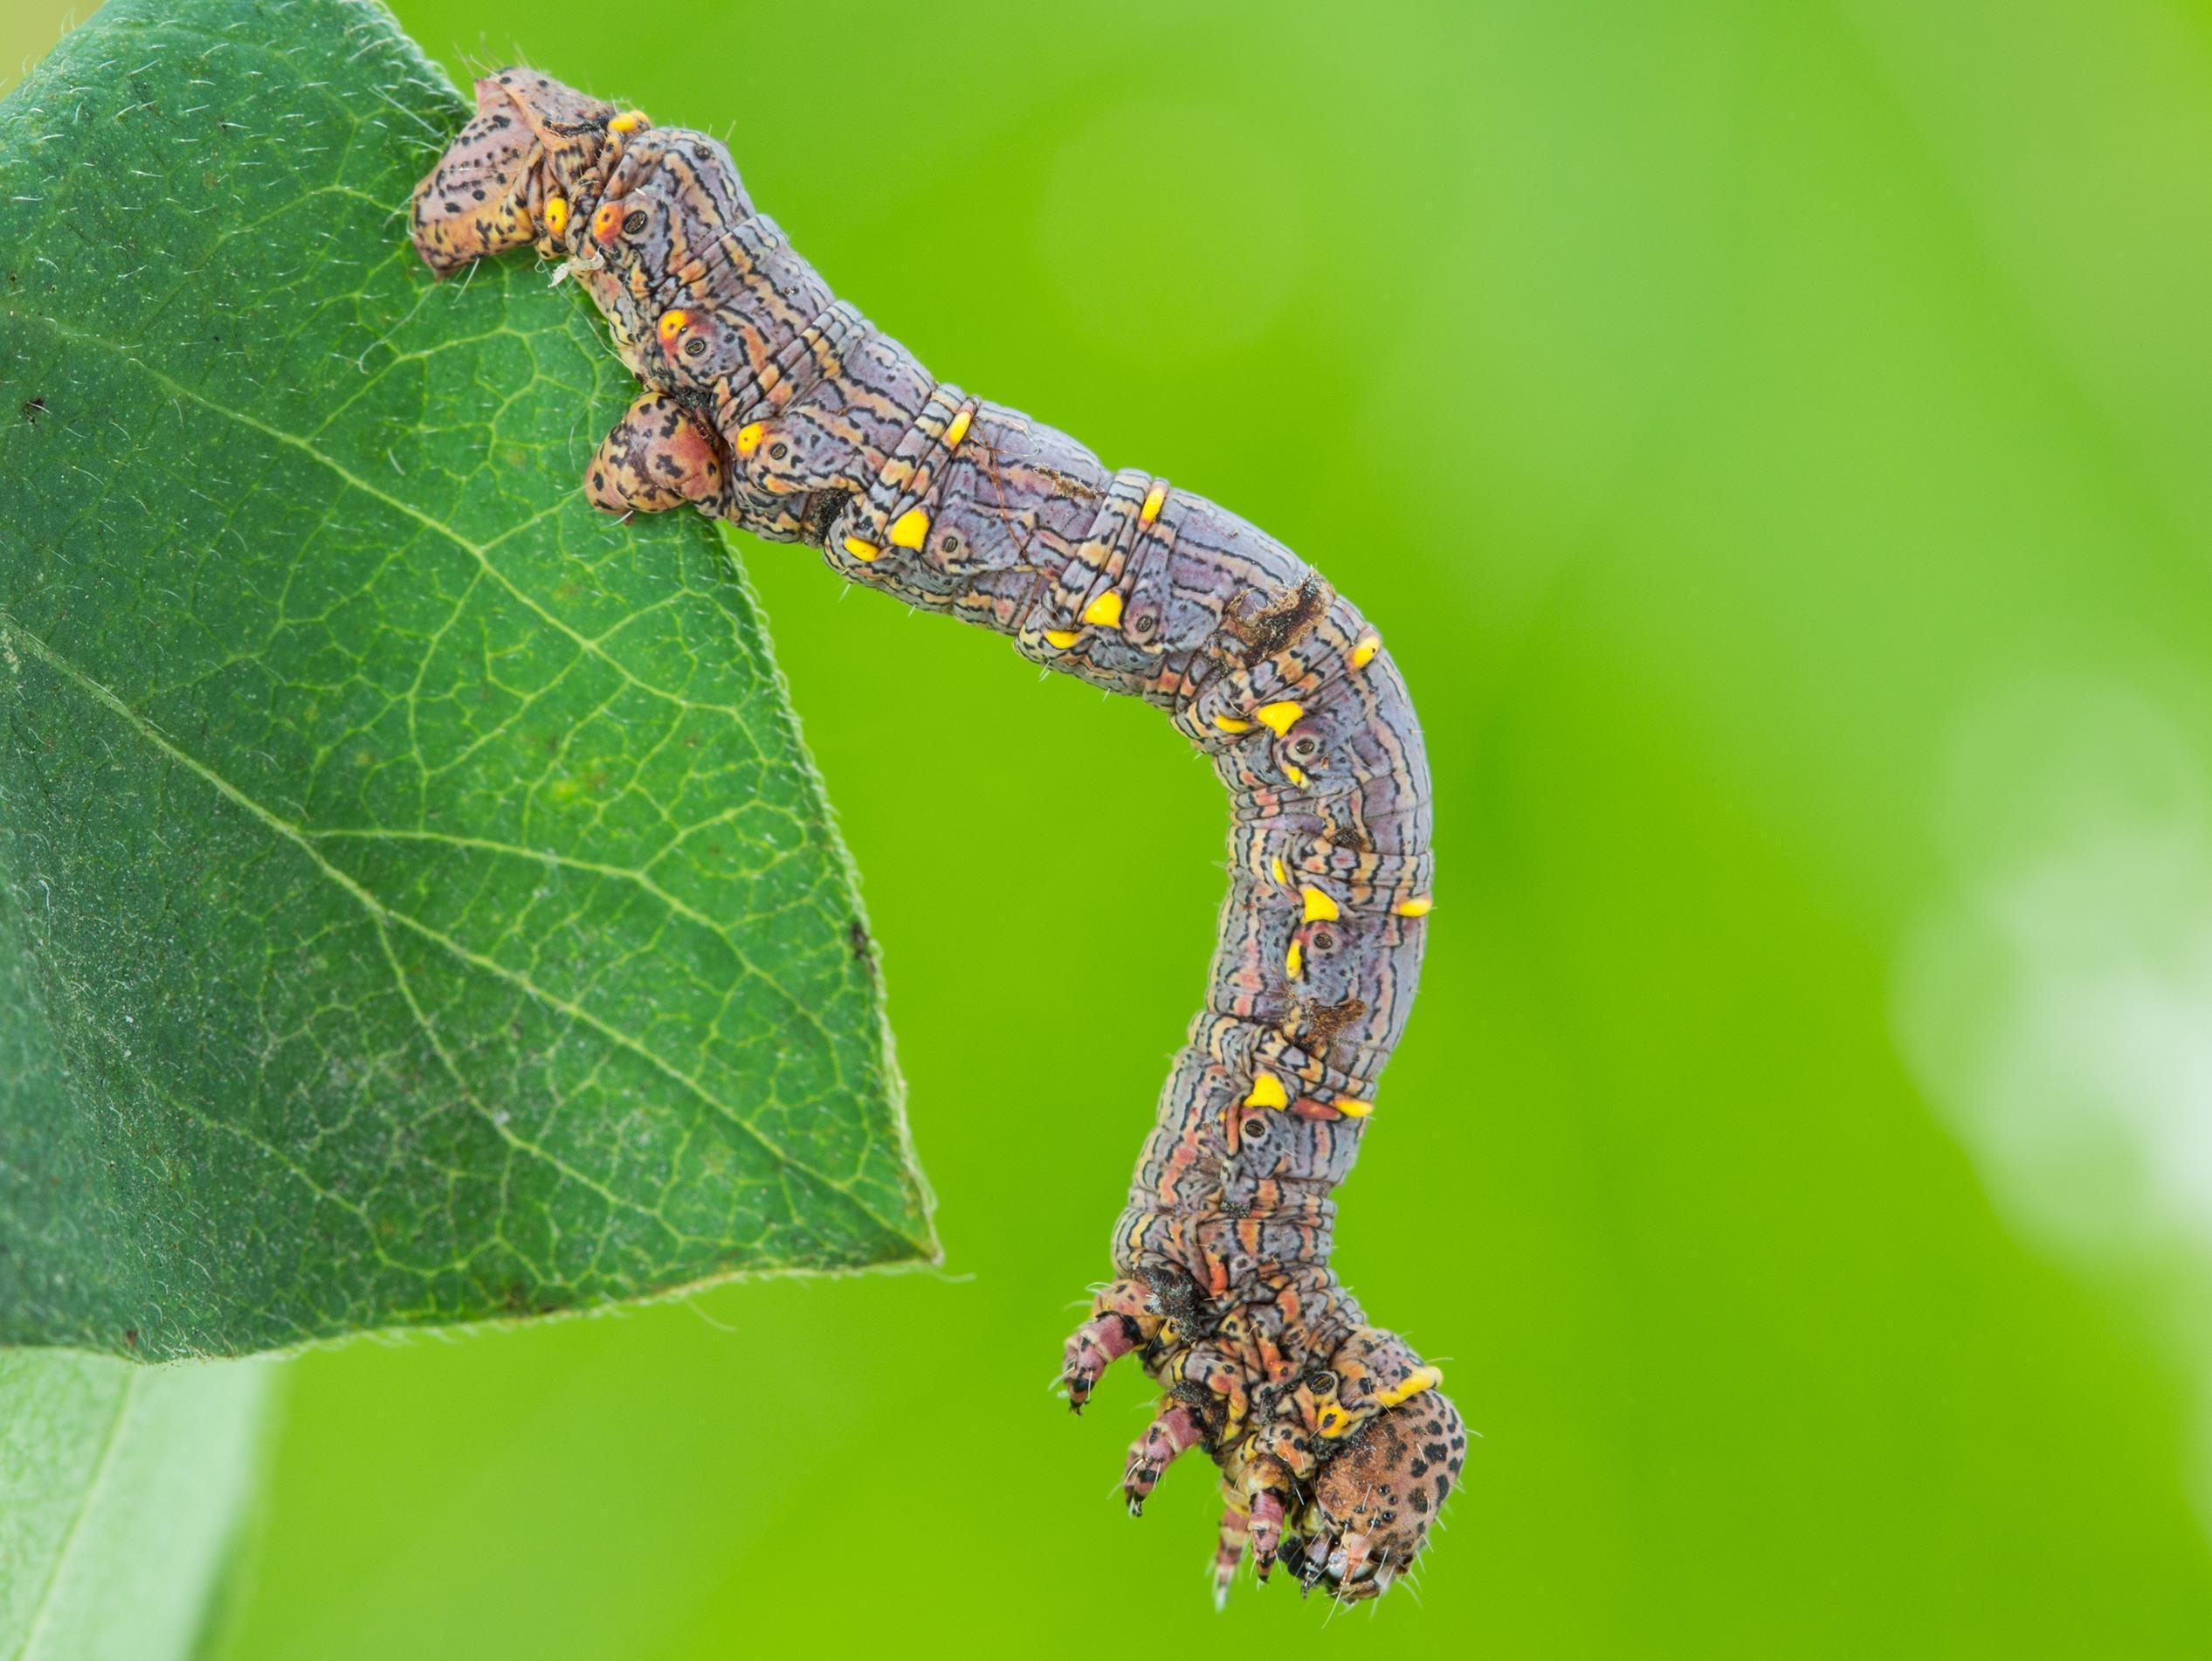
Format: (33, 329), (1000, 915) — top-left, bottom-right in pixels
(412, 72), (1465, 1606)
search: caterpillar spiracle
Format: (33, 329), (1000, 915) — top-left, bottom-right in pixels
(410, 72), (1464, 1606)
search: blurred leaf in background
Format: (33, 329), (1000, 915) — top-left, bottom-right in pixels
(0, 1353), (273, 1661)
(6, 0), (2212, 1657)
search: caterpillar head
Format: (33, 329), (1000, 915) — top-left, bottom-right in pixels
(409, 71), (630, 275)
(1292, 1380), (1466, 1601)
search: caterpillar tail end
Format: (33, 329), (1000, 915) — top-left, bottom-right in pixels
(1296, 1381), (1469, 1602)
(1059, 1292), (1469, 1605)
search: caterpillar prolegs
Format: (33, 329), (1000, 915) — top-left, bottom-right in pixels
(411, 72), (1464, 1606)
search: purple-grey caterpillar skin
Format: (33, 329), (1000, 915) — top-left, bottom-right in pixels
(411, 72), (1464, 1606)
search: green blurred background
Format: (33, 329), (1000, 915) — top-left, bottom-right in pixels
(11, 0), (2212, 1652)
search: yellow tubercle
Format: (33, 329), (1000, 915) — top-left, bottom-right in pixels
(1284, 764), (1306, 785)
(1043, 629), (1080, 649)
(542, 196), (569, 237)
(944, 409), (973, 448)
(734, 423), (765, 457)
(608, 110), (646, 134)
(842, 536), (880, 562)
(891, 507), (930, 549)
(657, 309), (690, 345)
(1285, 941), (1304, 979)
(1212, 714), (1252, 734)
(1081, 590), (1124, 628)
(1140, 481), (1168, 525)
(1333, 1097), (1373, 1118)
(1255, 700), (1303, 736)
(1350, 634), (1382, 670)
(1242, 1074), (1288, 1111)
(1317, 1407), (1346, 1437)
(1393, 894), (1435, 918)
(1374, 1365), (1444, 1409)
(1300, 886), (1340, 923)
(1270, 856), (1287, 886)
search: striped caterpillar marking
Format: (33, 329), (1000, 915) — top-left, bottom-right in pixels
(411, 72), (1464, 1606)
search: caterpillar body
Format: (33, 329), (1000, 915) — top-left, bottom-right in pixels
(411, 72), (1464, 1605)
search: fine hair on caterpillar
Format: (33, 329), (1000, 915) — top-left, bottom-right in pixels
(410, 70), (1465, 1606)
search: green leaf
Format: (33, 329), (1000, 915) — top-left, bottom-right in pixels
(0, 1350), (276, 1660)
(0, 0), (934, 1361)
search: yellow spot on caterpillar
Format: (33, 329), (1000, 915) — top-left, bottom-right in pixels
(734, 423), (765, 457)
(1270, 856), (1287, 886)
(1140, 481), (1168, 525)
(1394, 894), (1434, 918)
(657, 309), (691, 345)
(1285, 941), (1303, 979)
(542, 196), (569, 236)
(590, 202), (621, 242)
(1081, 590), (1123, 628)
(1374, 1365), (1444, 1409)
(1284, 764), (1306, 785)
(1044, 629), (1080, 649)
(1255, 700), (1303, 736)
(609, 110), (646, 134)
(843, 536), (880, 562)
(1318, 1408), (1346, 1436)
(1351, 634), (1381, 670)
(1160, 1317), (1182, 1344)
(1333, 1096), (1373, 1117)
(945, 409), (973, 448)
(1243, 1074), (1288, 1111)
(891, 507), (930, 549)
(1212, 714), (1252, 734)
(1300, 886), (1340, 923)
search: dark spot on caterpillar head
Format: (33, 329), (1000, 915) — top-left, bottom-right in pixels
(624, 210), (648, 235)
(940, 533), (961, 553)
(1423, 1441), (1449, 1463)
(684, 338), (706, 358)
(1410, 1485), (1430, 1514)
(769, 442), (789, 459)
(471, 187), (486, 201)
(591, 469), (605, 488)
(1240, 1117), (1266, 1138)
(20, 396), (45, 424)
(1311, 927), (1339, 954)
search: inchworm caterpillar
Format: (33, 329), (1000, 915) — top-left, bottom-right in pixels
(411, 72), (1464, 1605)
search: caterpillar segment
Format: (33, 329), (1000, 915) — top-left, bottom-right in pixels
(411, 73), (1466, 1606)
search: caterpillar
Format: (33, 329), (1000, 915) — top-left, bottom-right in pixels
(410, 71), (1464, 1606)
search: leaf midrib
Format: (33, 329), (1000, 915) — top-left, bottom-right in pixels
(0, 614), (916, 1250)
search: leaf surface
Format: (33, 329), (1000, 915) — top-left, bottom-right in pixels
(0, 0), (933, 1360)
